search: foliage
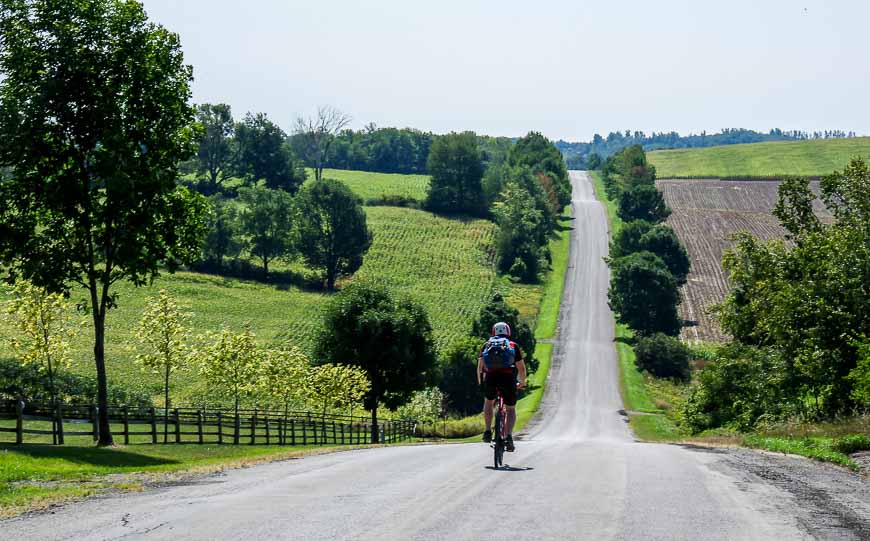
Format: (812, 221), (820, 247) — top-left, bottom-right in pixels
(257, 347), (309, 411)
(682, 345), (792, 433)
(193, 103), (235, 193)
(608, 251), (681, 336)
(396, 387), (444, 423)
(634, 333), (691, 381)
(848, 341), (870, 408)
(235, 112), (306, 193)
(425, 131), (486, 216)
(315, 283), (438, 441)
(609, 221), (688, 284)
(315, 126), (434, 174)
(617, 184), (672, 223)
(294, 179), (372, 290)
(832, 434), (870, 455)
(492, 181), (544, 282)
(238, 186), (295, 277)
(0, 357), (151, 407)
(438, 336), (485, 415)
(2, 281), (78, 402)
(471, 293), (536, 372)
(0, 0), (209, 445)
(196, 328), (262, 414)
(202, 196), (243, 269)
(135, 290), (191, 424)
(305, 363), (370, 415)
(717, 168), (869, 415)
(508, 131), (571, 208)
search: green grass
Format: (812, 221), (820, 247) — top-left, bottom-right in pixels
(742, 436), (858, 470)
(648, 137), (870, 178)
(312, 168), (430, 203)
(533, 212), (572, 340)
(0, 443), (340, 516)
(0, 205), (499, 401)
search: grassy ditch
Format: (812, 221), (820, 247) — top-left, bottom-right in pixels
(0, 443), (351, 518)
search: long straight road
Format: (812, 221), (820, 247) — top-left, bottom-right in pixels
(3, 172), (868, 540)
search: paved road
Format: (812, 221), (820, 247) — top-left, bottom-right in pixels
(3, 172), (867, 540)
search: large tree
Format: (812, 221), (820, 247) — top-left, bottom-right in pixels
(293, 105), (352, 182)
(425, 131), (486, 216)
(294, 178), (372, 290)
(194, 103), (235, 194)
(236, 112), (305, 193)
(238, 186), (294, 277)
(315, 283), (438, 443)
(0, 0), (208, 445)
(617, 184), (672, 223)
(608, 251), (681, 336)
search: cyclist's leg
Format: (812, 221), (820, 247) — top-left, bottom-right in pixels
(500, 373), (519, 436)
(482, 372), (497, 434)
(483, 398), (495, 431)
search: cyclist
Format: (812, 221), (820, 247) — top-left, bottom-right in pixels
(477, 322), (526, 452)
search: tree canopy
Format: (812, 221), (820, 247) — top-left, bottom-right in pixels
(425, 131), (486, 216)
(315, 283), (438, 443)
(608, 251), (681, 336)
(0, 0), (208, 445)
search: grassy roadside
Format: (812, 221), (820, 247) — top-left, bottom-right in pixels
(0, 443), (355, 518)
(589, 171), (685, 441)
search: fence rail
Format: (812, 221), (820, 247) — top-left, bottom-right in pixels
(0, 400), (415, 447)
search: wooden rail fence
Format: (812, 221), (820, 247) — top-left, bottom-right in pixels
(0, 400), (415, 446)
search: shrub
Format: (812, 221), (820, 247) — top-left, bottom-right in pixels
(439, 336), (485, 415)
(634, 333), (691, 381)
(832, 434), (870, 455)
(682, 345), (793, 433)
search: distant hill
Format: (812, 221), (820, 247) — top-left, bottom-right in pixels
(648, 137), (870, 178)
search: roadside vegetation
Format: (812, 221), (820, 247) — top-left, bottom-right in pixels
(648, 136), (870, 178)
(592, 146), (870, 467)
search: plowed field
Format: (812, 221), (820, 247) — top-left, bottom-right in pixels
(656, 179), (830, 342)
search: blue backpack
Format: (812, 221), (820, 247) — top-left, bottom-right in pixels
(482, 337), (516, 370)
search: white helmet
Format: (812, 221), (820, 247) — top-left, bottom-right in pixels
(491, 322), (511, 337)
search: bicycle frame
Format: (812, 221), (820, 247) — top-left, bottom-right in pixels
(492, 389), (507, 468)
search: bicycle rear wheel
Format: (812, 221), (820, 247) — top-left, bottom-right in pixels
(494, 410), (504, 469)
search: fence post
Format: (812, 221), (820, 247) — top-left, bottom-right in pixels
(250, 408), (257, 445)
(217, 411), (223, 444)
(234, 411), (240, 445)
(54, 403), (65, 445)
(90, 404), (99, 442)
(197, 410), (204, 445)
(332, 421), (336, 444)
(340, 423), (345, 445)
(173, 408), (181, 443)
(122, 406), (129, 445)
(150, 407), (157, 444)
(15, 400), (24, 444)
(265, 415), (271, 445)
(302, 416), (307, 446)
(291, 418), (296, 446)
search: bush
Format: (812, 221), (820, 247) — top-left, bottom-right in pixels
(832, 434), (870, 454)
(438, 337), (485, 415)
(682, 345), (793, 433)
(634, 333), (691, 381)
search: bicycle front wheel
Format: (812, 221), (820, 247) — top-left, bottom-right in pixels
(494, 410), (504, 469)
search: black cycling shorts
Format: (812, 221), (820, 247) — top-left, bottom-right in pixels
(483, 370), (517, 406)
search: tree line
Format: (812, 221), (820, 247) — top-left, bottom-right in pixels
(558, 128), (860, 169)
(597, 146), (694, 380)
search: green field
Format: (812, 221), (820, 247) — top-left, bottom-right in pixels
(311, 168), (430, 202)
(0, 205), (497, 402)
(648, 137), (870, 178)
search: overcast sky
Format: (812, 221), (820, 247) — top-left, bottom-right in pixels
(140, 0), (870, 142)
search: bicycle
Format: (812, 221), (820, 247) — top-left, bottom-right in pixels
(491, 388), (508, 469)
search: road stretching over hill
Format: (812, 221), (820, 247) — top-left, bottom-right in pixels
(3, 172), (868, 540)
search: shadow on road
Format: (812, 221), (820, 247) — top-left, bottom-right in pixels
(485, 465), (535, 472)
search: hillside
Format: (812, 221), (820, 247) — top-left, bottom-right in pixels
(313, 168), (430, 203)
(0, 185), (497, 401)
(648, 137), (870, 178)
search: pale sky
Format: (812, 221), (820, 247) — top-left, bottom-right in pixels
(140, 0), (870, 141)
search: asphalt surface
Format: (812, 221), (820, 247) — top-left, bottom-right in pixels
(3, 171), (868, 540)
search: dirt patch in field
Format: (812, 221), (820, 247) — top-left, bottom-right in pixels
(656, 179), (829, 342)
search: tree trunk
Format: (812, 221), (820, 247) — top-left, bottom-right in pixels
(164, 365), (171, 444)
(92, 309), (113, 446)
(370, 406), (378, 444)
